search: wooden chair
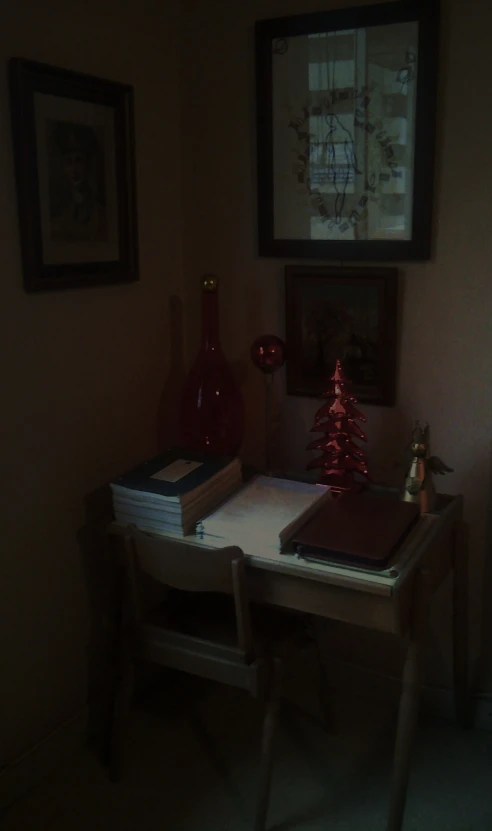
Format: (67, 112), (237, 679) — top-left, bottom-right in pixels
(109, 525), (282, 831)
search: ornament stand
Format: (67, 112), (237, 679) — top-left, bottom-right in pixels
(250, 334), (286, 476)
(265, 372), (274, 475)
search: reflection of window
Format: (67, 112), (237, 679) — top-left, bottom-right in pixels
(308, 60), (355, 91)
(306, 24), (417, 240)
(308, 31), (359, 222)
(308, 30), (357, 93)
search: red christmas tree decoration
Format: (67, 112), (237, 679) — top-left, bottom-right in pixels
(306, 359), (370, 492)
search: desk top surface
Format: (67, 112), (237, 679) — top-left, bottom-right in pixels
(109, 492), (462, 598)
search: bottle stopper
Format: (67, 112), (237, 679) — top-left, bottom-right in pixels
(202, 274), (218, 292)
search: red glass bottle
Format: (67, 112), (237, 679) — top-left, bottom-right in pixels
(179, 275), (244, 457)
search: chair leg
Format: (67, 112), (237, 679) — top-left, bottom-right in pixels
(255, 658), (282, 831)
(109, 646), (135, 782)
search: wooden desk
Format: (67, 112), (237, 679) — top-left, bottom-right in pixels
(109, 492), (469, 831)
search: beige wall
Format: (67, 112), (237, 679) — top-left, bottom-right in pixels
(0, 0), (183, 765)
(181, 0), (492, 689)
(2, 0), (491, 770)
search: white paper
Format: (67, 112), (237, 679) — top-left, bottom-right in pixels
(199, 476), (329, 550)
(151, 459), (203, 483)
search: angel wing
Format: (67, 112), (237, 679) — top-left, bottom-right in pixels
(429, 456), (453, 475)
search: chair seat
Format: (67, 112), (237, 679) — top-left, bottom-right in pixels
(145, 590), (310, 658)
(146, 591), (240, 651)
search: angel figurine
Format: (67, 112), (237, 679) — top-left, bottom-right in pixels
(403, 421), (453, 513)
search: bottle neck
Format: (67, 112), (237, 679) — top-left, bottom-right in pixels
(201, 289), (220, 350)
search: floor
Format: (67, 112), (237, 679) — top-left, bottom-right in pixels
(3, 669), (492, 831)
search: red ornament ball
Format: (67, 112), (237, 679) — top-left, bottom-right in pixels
(250, 334), (286, 374)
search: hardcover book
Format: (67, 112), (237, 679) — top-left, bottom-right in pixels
(293, 493), (420, 569)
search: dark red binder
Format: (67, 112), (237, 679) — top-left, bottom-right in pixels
(293, 493), (420, 569)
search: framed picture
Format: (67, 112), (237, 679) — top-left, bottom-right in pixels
(256, 0), (439, 261)
(9, 58), (138, 292)
(285, 265), (398, 405)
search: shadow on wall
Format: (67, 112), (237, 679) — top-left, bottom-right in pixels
(156, 294), (187, 451)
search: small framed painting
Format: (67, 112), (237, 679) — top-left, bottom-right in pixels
(9, 58), (138, 292)
(256, 0), (439, 261)
(285, 265), (398, 405)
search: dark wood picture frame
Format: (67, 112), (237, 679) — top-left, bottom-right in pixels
(285, 265), (398, 405)
(9, 58), (139, 292)
(256, 0), (439, 261)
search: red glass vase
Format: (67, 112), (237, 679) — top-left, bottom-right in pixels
(179, 276), (244, 457)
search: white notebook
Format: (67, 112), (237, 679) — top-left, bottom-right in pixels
(197, 475), (330, 552)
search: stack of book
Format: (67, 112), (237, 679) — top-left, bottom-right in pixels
(197, 475), (330, 553)
(110, 448), (243, 536)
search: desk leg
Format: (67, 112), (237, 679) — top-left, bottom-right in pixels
(453, 520), (471, 728)
(310, 616), (336, 734)
(255, 658), (282, 831)
(387, 569), (430, 831)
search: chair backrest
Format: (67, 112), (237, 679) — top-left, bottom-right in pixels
(123, 526), (252, 655)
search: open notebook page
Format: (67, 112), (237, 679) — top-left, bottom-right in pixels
(197, 475), (330, 550)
